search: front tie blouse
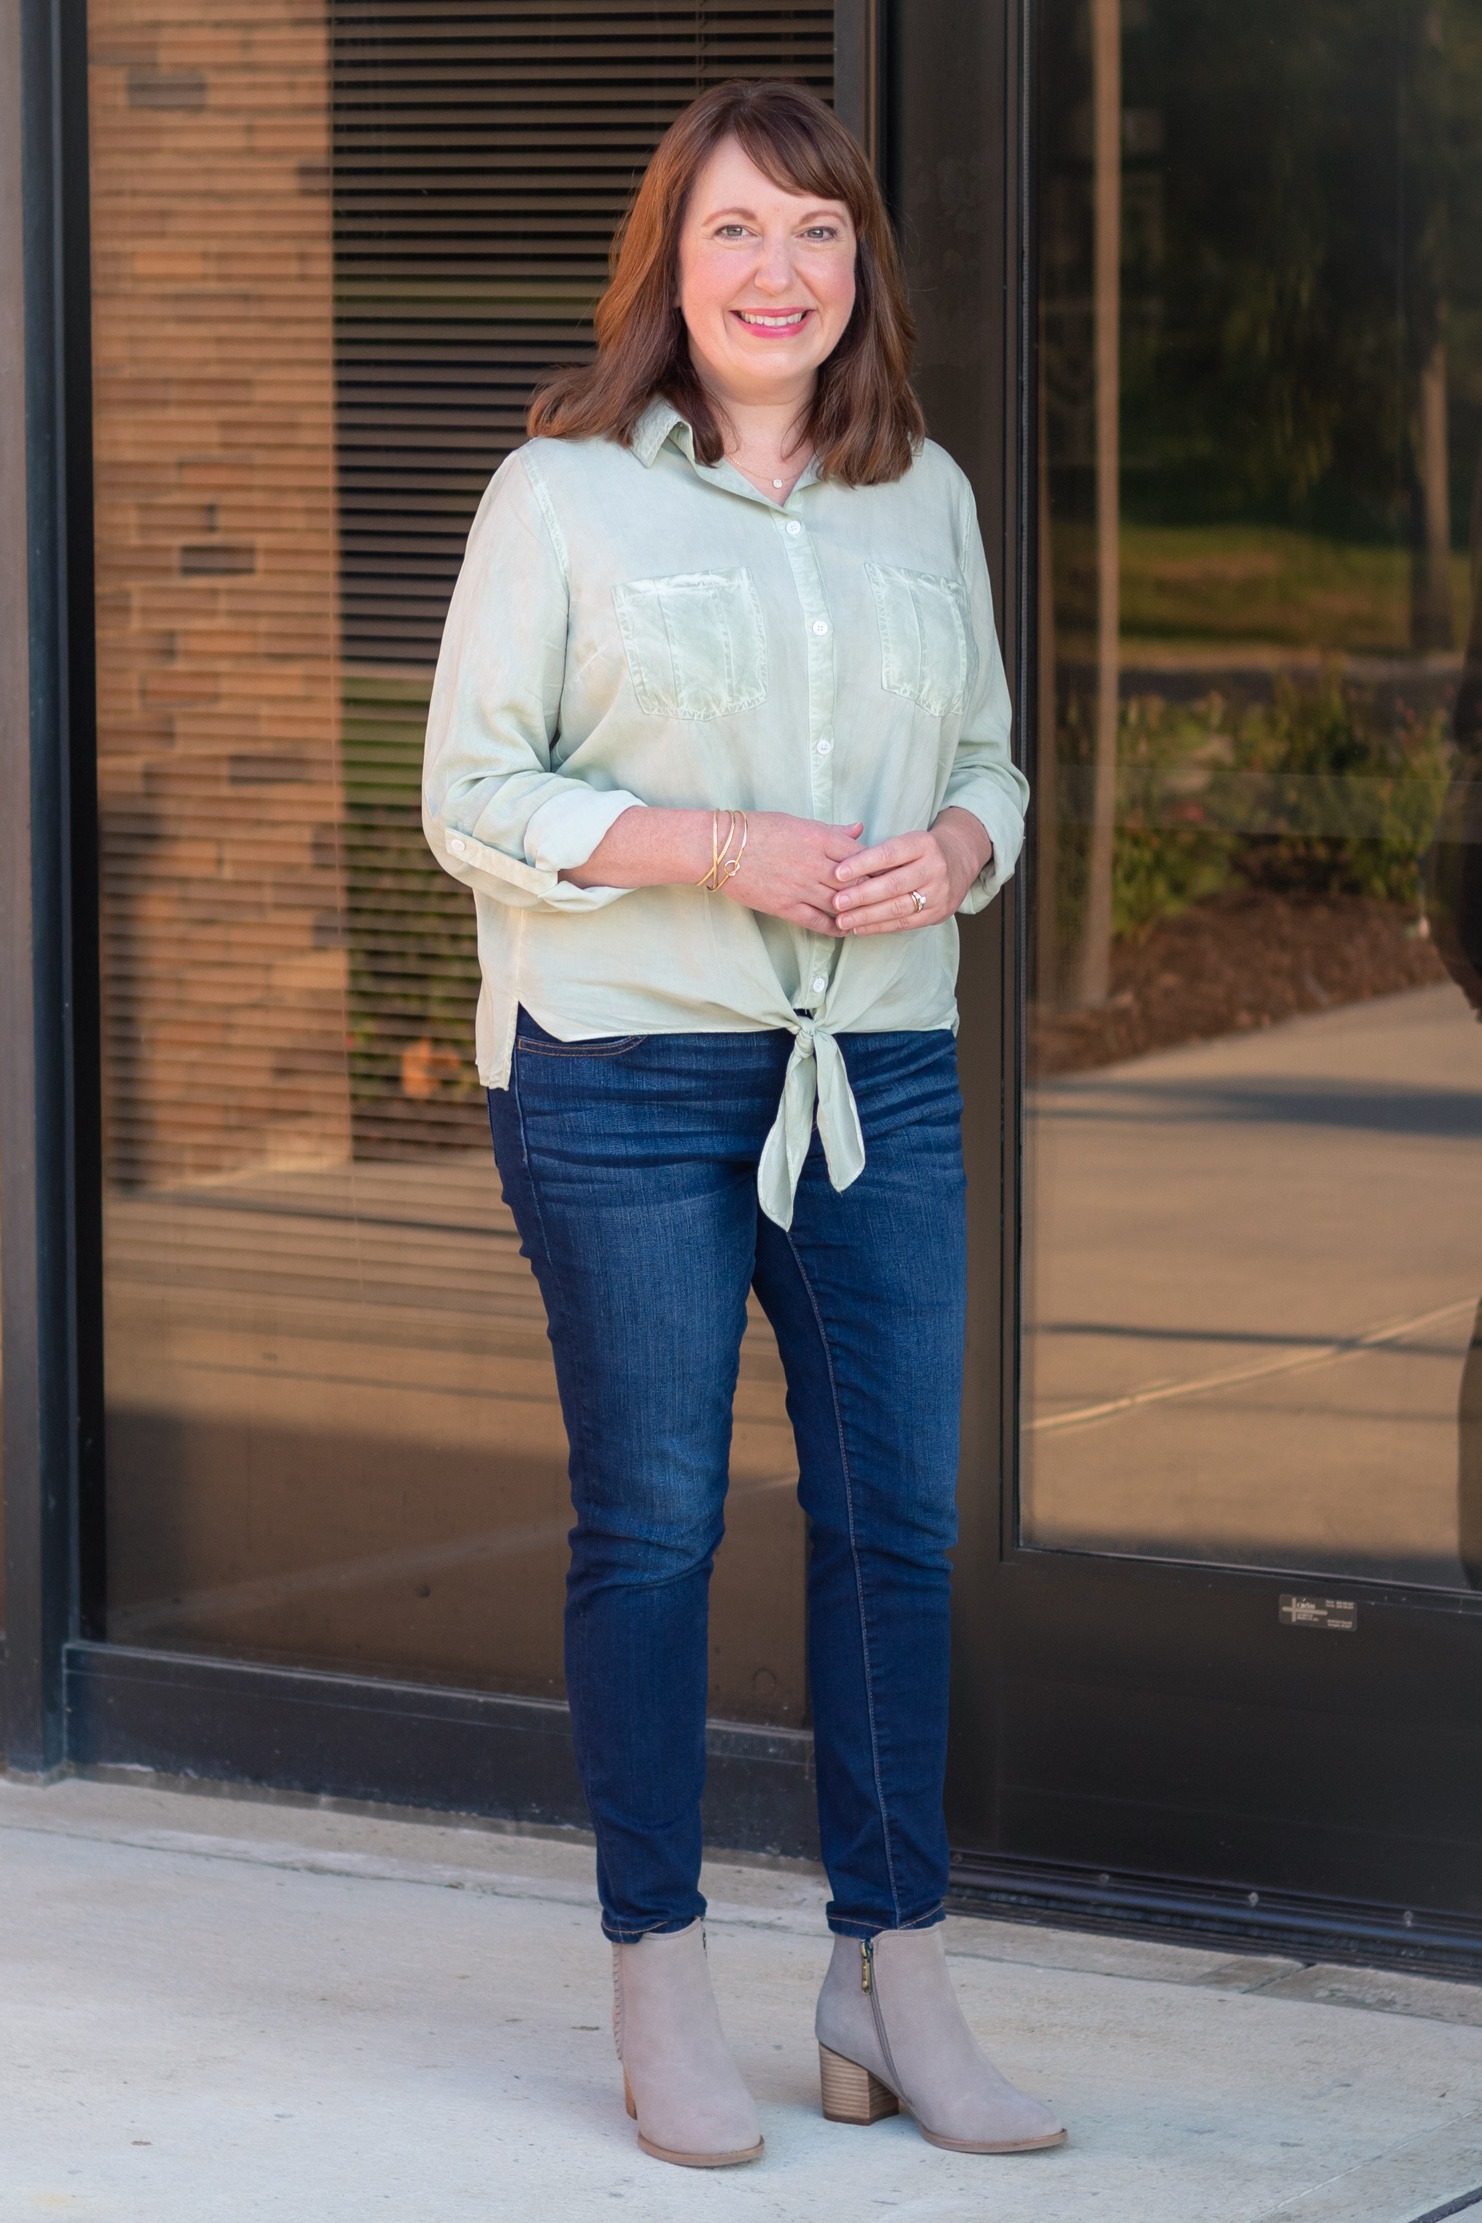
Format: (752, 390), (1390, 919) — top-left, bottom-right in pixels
(421, 398), (1029, 1229)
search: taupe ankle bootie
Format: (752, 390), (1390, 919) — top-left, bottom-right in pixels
(612, 1920), (764, 2168)
(815, 1929), (1066, 2154)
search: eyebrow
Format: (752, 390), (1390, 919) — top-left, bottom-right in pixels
(700, 203), (849, 226)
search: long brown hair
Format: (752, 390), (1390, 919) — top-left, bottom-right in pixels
(527, 80), (924, 485)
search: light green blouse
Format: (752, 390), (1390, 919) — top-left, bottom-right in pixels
(422, 399), (1028, 1228)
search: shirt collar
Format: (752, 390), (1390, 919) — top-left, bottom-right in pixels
(629, 393), (821, 504)
(631, 397), (690, 467)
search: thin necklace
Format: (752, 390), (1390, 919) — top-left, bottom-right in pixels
(733, 455), (803, 499)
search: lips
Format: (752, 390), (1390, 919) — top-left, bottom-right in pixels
(734, 308), (811, 331)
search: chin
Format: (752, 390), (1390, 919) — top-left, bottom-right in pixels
(730, 345), (826, 380)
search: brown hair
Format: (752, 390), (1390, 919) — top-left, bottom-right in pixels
(527, 80), (924, 485)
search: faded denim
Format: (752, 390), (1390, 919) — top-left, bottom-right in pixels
(488, 1013), (966, 1942)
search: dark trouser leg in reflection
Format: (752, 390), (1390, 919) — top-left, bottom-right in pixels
(1460, 1296), (1482, 1590)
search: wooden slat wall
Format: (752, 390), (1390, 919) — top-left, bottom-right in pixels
(332, 2), (835, 664)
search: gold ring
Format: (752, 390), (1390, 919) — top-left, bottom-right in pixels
(909, 889), (927, 915)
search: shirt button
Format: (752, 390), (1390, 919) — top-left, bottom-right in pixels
(785, 520), (802, 536)
(815, 736), (833, 755)
(811, 975), (828, 995)
(812, 619), (830, 636)
(449, 837), (467, 856)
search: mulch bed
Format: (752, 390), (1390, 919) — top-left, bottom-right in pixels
(1030, 888), (1449, 1079)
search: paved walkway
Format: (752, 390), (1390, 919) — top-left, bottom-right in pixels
(1026, 981), (1482, 1584)
(2, 1776), (1481, 2222)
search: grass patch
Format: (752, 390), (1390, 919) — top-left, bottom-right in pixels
(1050, 520), (1471, 653)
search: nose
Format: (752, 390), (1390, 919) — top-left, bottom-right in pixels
(752, 231), (796, 296)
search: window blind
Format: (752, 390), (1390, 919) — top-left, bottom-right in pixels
(333, 3), (835, 663)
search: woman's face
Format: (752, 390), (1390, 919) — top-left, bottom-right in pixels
(677, 136), (857, 415)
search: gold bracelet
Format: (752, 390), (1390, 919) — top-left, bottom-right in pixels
(714, 809), (748, 888)
(695, 809), (737, 892)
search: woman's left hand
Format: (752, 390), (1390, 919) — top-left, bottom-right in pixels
(829, 806), (992, 934)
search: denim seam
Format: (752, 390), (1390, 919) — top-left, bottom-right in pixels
(603, 1916), (700, 1943)
(783, 1226), (903, 1928)
(509, 1048), (554, 1268)
(516, 1035), (648, 1060)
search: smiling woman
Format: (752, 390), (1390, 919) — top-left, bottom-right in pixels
(421, 77), (1050, 2171)
(529, 78), (919, 485)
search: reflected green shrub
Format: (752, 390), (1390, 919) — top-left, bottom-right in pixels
(1108, 693), (1240, 937)
(1050, 674), (1454, 951)
(341, 671), (486, 1153)
(1228, 675), (1452, 903)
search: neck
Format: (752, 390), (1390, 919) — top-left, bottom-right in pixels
(702, 378), (816, 472)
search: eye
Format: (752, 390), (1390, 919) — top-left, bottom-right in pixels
(801, 224), (842, 241)
(713, 223), (752, 240)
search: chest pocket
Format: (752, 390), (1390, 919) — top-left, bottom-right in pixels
(866, 563), (971, 718)
(612, 568), (768, 721)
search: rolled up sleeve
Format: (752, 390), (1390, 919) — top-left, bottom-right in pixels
(941, 483), (1030, 915)
(422, 450), (645, 912)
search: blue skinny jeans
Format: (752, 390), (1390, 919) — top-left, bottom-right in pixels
(488, 1013), (966, 1941)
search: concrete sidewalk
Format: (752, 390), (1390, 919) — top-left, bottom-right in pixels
(2, 1777), (1481, 2223)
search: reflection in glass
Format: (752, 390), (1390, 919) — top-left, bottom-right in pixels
(1026, 0), (1482, 1588)
(90, 6), (832, 1720)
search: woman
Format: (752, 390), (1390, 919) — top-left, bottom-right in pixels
(423, 78), (1064, 2170)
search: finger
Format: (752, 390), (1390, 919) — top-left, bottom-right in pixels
(840, 889), (942, 931)
(834, 834), (929, 884)
(848, 910), (942, 935)
(793, 905), (847, 934)
(835, 858), (937, 911)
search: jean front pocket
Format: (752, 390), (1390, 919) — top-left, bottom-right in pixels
(612, 568), (768, 720)
(866, 563), (971, 718)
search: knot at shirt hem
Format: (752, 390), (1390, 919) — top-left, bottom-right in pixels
(756, 1021), (866, 1230)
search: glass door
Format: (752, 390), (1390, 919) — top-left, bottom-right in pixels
(982, 0), (1482, 1934)
(86, 4), (835, 1743)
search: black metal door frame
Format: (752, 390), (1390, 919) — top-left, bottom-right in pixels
(1, 0), (97, 1782)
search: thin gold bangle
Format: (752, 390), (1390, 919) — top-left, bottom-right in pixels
(713, 809), (736, 889)
(695, 807), (718, 889)
(715, 809), (748, 888)
(695, 808), (737, 892)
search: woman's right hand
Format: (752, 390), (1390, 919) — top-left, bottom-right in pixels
(721, 813), (864, 934)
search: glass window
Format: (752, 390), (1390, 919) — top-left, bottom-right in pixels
(90, 4), (832, 1719)
(1027, 0), (1482, 1589)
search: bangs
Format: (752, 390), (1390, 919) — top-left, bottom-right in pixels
(728, 106), (870, 222)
